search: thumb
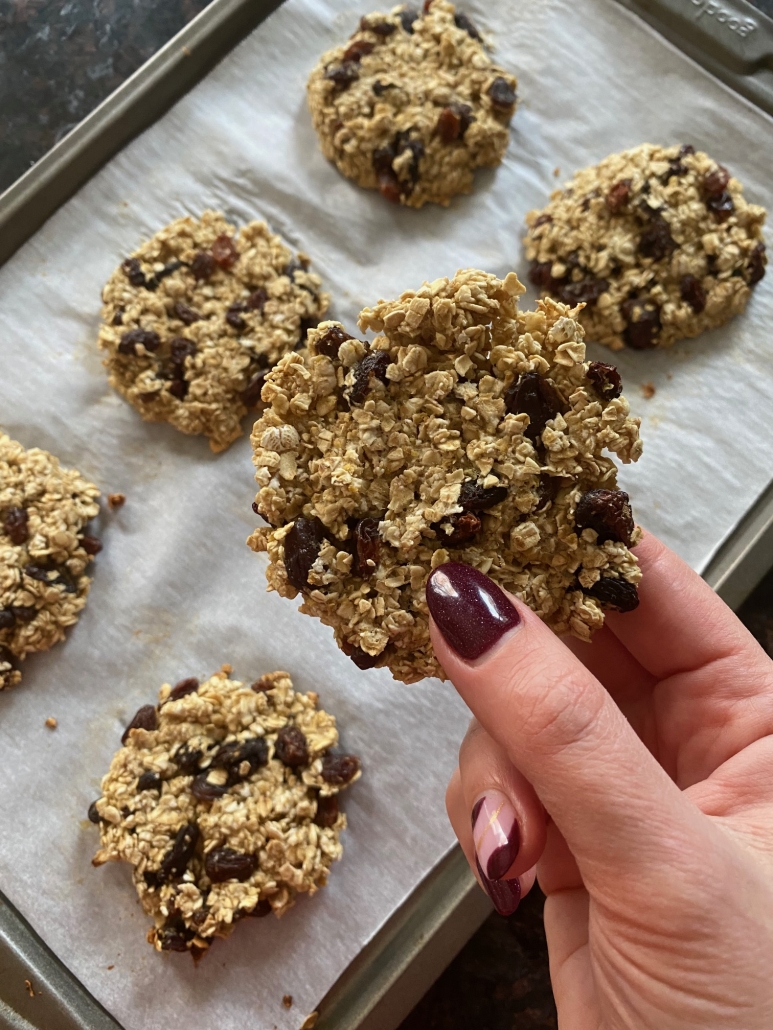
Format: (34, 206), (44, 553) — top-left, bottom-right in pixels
(427, 561), (703, 882)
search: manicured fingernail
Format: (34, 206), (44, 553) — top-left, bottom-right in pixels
(426, 562), (521, 661)
(472, 792), (520, 881)
(475, 856), (521, 916)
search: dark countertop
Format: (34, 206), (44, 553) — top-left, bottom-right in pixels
(3, 2), (773, 1029)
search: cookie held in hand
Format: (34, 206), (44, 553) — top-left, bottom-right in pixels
(248, 270), (643, 684)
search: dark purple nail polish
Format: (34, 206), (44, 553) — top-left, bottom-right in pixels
(476, 856), (521, 917)
(470, 797), (484, 830)
(426, 562), (521, 661)
(472, 792), (521, 881)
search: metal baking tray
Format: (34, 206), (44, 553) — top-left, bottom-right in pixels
(2, 0), (773, 1027)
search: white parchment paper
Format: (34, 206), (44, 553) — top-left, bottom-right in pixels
(1, 0), (773, 1027)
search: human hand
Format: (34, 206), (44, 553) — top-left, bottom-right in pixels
(428, 532), (773, 1030)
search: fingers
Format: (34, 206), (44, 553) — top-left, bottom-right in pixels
(610, 531), (769, 684)
(428, 561), (704, 885)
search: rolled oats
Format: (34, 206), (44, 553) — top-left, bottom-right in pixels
(98, 211), (330, 452)
(306, 1), (517, 208)
(524, 143), (767, 350)
(91, 669), (360, 957)
(248, 270), (643, 684)
(0, 432), (100, 692)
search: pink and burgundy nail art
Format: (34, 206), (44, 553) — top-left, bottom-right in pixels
(472, 793), (521, 915)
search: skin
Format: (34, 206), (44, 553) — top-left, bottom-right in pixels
(438, 531), (773, 1029)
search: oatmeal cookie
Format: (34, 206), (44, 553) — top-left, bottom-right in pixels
(90, 668), (360, 956)
(524, 144), (767, 350)
(306, 1), (517, 208)
(0, 433), (101, 691)
(248, 270), (643, 684)
(98, 211), (330, 452)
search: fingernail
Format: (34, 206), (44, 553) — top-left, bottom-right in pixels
(475, 856), (521, 916)
(471, 792), (520, 881)
(426, 562), (521, 661)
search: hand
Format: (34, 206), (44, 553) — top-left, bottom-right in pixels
(427, 532), (773, 1030)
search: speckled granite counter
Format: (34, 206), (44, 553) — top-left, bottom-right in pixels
(2, 2), (773, 1029)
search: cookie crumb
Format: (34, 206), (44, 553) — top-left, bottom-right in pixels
(300, 1014), (319, 1030)
(220, 663), (233, 675)
(641, 382), (656, 399)
(24, 979), (34, 997)
(107, 965), (114, 970)
(45, 717), (58, 729)
(553, 166), (561, 177)
(108, 493), (126, 509)
(283, 995), (293, 1008)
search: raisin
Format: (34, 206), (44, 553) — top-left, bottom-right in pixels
(211, 234), (238, 269)
(274, 726), (309, 768)
(534, 473), (566, 513)
(80, 535), (102, 556)
(532, 214), (552, 229)
(400, 7), (419, 31)
(528, 261), (563, 293)
(621, 297), (661, 349)
(558, 277), (609, 307)
(24, 562), (53, 583)
(250, 898), (273, 918)
(173, 301), (201, 325)
(706, 190), (735, 223)
(168, 677), (199, 703)
(322, 752), (361, 785)
(3, 507), (28, 545)
(488, 76), (516, 109)
(458, 480), (508, 511)
(316, 325), (353, 358)
(205, 847), (257, 884)
(137, 771), (162, 792)
(168, 379), (188, 400)
(118, 328), (161, 355)
(454, 11), (480, 37)
(574, 489), (634, 546)
(226, 302), (248, 331)
(314, 794), (340, 828)
(586, 361), (622, 401)
(145, 260), (183, 290)
(504, 372), (564, 443)
(436, 102), (474, 143)
(349, 350), (391, 404)
(680, 274), (707, 313)
(284, 516), (326, 589)
(87, 800), (102, 824)
(169, 336), (196, 371)
(242, 369), (269, 409)
(122, 258), (146, 287)
(747, 242), (767, 285)
(702, 165), (730, 197)
(212, 738), (269, 777)
(347, 645), (382, 670)
(372, 80), (393, 96)
(361, 16), (396, 35)
(638, 216), (676, 261)
(158, 823), (199, 883)
(605, 179), (632, 214)
(374, 159), (401, 203)
(343, 39), (375, 62)
(159, 927), (191, 953)
(587, 577), (639, 613)
(247, 287), (268, 312)
(173, 744), (203, 775)
(325, 61), (360, 87)
(190, 251), (216, 280)
(353, 518), (380, 576)
(0, 609), (15, 629)
(444, 511), (481, 544)
(112, 309), (124, 326)
(679, 144), (695, 156)
(11, 606), (36, 623)
(190, 774), (227, 802)
(121, 704), (157, 745)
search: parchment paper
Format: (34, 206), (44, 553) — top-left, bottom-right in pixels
(1, 0), (773, 1027)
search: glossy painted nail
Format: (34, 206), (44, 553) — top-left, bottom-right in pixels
(476, 856), (521, 916)
(426, 562), (521, 661)
(472, 792), (520, 881)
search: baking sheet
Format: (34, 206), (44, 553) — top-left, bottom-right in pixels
(1, 0), (772, 1027)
